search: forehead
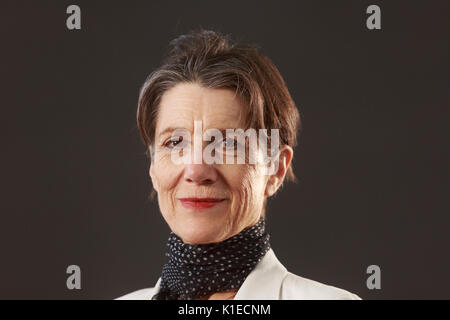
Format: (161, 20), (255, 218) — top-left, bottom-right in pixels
(155, 82), (247, 136)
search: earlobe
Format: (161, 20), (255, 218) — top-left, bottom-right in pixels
(264, 145), (293, 197)
(149, 163), (159, 193)
(264, 176), (278, 197)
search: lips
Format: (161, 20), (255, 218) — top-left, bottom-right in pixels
(178, 198), (226, 210)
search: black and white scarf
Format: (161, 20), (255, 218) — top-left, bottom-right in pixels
(152, 218), (271, 300)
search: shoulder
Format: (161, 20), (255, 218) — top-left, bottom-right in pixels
(116, 277), (162, 300)
(280, 272), (362, 300)
(115, 287), (156, 300)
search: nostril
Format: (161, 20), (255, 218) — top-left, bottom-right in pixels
(186, 178), (214, 185)
(184, 164), (218, 184)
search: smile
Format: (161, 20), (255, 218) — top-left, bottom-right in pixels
(178, 198), (226, 210)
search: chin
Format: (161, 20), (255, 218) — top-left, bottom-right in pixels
(172, 216), (228, 245)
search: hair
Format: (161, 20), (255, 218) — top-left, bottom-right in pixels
(137, 29), (301, 199)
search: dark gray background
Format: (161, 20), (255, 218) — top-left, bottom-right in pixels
(1, 0), (449, 299)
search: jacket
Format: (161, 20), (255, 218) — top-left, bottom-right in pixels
(117, 248), (361, 300)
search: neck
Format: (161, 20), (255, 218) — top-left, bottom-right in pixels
(198, 289), (238, 300)
(153, 218), (270, 300)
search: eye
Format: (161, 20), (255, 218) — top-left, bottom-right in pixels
(221, 137), (238, 150)
(164, 136), (184, 149)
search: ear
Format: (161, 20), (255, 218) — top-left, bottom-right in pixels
(148, 146), (159, 193)
(264, 145), (293, 197)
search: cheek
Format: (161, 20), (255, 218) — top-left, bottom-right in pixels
(221, 164), (266, 204)
(152, 155), (182, 195)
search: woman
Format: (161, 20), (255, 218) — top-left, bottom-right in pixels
(118, 29), (360, 300)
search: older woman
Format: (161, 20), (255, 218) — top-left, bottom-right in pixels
(118, 30), (360, 300)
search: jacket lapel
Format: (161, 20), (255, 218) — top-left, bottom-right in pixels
(233, 248), (287, 300)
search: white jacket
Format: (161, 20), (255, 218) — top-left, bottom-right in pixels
(117, 248), (361, 300)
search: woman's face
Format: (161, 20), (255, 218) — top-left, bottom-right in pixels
(149, 82), (289, 244)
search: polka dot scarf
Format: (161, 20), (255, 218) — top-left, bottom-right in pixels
(152, 218), (271, 300)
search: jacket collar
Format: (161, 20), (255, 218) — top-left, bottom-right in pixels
(151, 248), (288, 300)
(233, 248), (287, 300)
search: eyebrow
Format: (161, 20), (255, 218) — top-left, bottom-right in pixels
(156, 127), (244, 141)
(157, 126), (184, 139)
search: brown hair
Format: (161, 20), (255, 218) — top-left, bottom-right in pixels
(137, 29), (301, 187)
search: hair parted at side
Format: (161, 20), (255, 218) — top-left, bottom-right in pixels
(137, 28), (302, 183)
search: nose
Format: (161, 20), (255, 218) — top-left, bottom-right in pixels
(183, 163), (218, 185)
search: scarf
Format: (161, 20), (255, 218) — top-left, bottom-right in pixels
(152, 218), (271, 300)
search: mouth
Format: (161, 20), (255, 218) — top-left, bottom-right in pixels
(178, 197), (227, 210)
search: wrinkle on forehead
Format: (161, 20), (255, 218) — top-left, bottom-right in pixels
(155, 82), (247, 136)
